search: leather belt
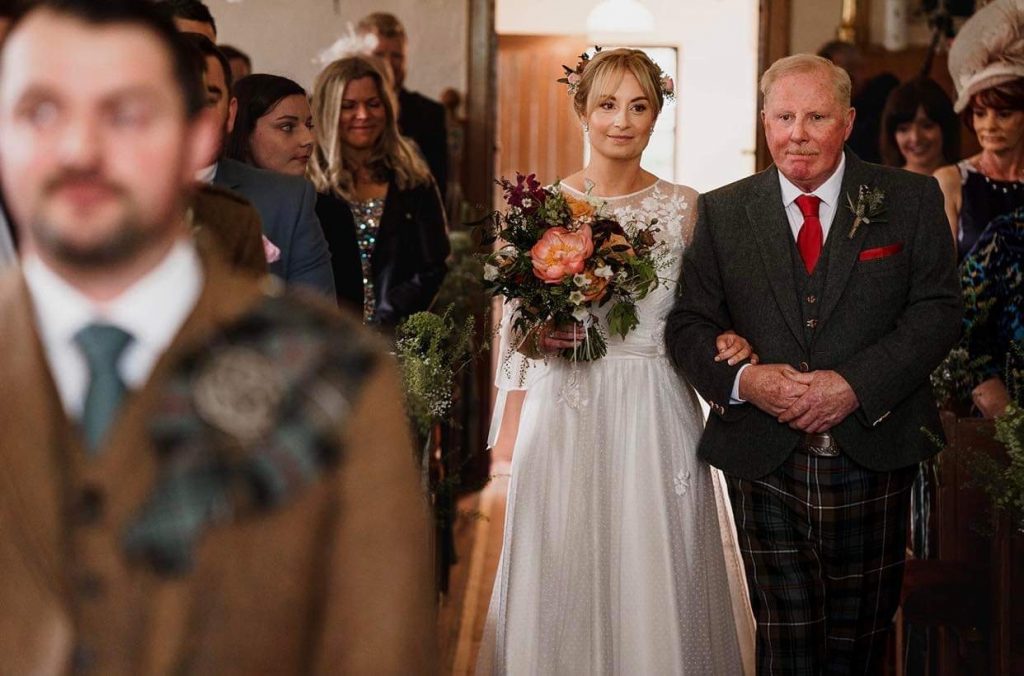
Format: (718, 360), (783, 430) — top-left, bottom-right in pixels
(797, 432), (841, 457)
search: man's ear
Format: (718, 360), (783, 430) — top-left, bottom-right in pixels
(184, 106), (221, 178)
(226, 97), (238, 134)
(844, 106), (856, 141)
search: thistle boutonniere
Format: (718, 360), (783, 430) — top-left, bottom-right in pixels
(846, 184), (887, 239)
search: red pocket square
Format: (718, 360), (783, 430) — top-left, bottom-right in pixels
(859, 242), (903, 261)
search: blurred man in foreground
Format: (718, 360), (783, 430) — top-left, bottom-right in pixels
(0, 1), (435, 672)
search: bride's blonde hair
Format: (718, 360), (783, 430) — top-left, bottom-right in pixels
(308, 55), (431, 201)
(572, 48), (666, 119)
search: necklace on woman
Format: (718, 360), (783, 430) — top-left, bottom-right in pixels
(581, 173), (651, 198)
(977, 153), (1024, 183)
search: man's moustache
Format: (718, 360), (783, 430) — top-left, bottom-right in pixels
(43, 172), (124, 195)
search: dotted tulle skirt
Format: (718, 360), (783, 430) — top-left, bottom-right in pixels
(477, 351), (747, 675)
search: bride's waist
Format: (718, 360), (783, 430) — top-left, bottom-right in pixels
(601, 342), (667, 360)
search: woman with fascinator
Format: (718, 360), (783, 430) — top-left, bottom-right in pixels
(934, 0), (1024, 418)
(478, 48), (752, 674)
(934, 0), (1024, 260)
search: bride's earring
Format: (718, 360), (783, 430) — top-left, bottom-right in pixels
(583, 122), (590, 133)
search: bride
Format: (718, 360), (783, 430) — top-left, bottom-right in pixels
(478, 48), (754, 674)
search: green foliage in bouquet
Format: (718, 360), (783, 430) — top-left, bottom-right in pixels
(395, 306), (475, 437)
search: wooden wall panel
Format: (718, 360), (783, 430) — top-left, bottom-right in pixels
(496, 35), (588, 194)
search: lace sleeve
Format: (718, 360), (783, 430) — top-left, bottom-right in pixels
(487, 298), (549, 447)
(678, 185), (699, 248)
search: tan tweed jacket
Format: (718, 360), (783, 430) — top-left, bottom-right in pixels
(0, 253), (436, 675)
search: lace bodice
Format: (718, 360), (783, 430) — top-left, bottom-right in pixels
(560, 179), (697, 354)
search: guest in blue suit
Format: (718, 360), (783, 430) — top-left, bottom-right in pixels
(183, 33), (335, 297)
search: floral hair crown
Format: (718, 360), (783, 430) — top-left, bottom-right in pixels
(557, 46), (676, 102)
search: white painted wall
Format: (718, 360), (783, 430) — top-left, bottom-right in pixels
(497, 0), (759, 192)
(204, 0), (468, 101)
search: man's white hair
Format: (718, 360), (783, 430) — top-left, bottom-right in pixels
(760, 53), (852, 109)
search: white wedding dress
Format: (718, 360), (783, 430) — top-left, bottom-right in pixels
(477, 180), (752, 675)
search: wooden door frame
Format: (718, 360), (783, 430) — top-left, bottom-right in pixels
(755, 0), (790, 171)
(464, 0), (497, 214)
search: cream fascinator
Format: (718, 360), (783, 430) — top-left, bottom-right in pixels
(315, 23), (378, 66)
(948, 0), (1024, 112)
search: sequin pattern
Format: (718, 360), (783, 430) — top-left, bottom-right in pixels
(351, 198), (385, 322)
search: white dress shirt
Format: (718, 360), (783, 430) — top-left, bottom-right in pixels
(23, 240), (203, 417)
(730, 155), (847, 404)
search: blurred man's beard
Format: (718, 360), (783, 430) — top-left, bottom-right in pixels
(31, 211), (150, 269)
(30, 171), (155, 268)
(32, 216), (149, 268)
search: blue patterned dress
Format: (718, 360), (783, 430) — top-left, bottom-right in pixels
(960, 205), (1024, 386)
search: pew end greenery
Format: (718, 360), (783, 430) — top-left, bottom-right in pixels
(394, 227), (494, 594)
(395, 306), (476, 438)
(962, 341), (1024, 533)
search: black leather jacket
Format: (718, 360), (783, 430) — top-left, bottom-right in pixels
(316, 176), (450, 327)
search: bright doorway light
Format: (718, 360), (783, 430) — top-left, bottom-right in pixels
(586, 0), (655, 34)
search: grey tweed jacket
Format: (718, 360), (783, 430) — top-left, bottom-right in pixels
(665, 150), (961, 480)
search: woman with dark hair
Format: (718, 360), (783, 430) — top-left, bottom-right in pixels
(308, 55), (449, 327)
(224, 74), (314, 178)
(880, 77), (959, 176)
(224, 73), (365, 311)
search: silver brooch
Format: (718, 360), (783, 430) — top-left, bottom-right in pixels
(193, 347), (286, 442)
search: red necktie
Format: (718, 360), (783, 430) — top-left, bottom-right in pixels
(795, 194), (823, 274)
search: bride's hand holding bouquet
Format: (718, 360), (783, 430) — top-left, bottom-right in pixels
(481, 172), (668, 363)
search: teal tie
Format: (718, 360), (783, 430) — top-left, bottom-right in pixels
(74, 323), (133, 453)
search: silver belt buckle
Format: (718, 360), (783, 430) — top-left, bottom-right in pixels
(801, 432), (840, 457)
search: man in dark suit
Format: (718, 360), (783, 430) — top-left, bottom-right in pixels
(183, 31), (335, 297)
(358, 12), (448, 202)
(665, 54), (961, 674)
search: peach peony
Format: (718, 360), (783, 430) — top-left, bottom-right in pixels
(530, 224), (594, 284)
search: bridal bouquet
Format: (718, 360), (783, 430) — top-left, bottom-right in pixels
(481, 173), (667, 362)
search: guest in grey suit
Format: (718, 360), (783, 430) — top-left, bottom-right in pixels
(665, 54), (961, 675)
(184, 32), (335, 297)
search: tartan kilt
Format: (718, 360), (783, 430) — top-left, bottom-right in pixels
(726, 451), (917, 676)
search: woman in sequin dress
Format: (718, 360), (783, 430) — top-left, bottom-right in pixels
(307, 56), (449, 326)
